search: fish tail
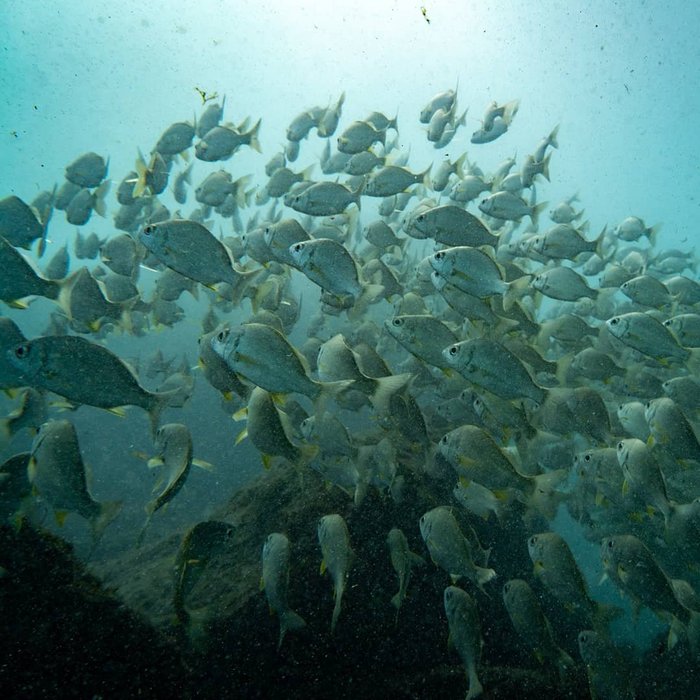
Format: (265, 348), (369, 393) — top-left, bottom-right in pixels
(278, 609), (306, 649)
(92, 499), (123, 542)
(331, 586), (344, 634)
(348, 283), (384, 321)
(315, 379), (354, 417)
(0, 418), (11, 446)
(529, 200), (547, 227)
(93, 180), (111, 218)
(503, 275), (531, 313)
(475, 565), (497, 591)
(248, 119), (262, 153)
(148, 392), (173, 438)
(503, 98), (520, 125)
(369, 372), (412, 415)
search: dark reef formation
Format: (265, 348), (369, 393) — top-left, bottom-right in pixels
(2, 464), (697, 698)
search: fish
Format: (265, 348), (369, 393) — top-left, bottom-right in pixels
(429, 246), (529, 309)
(195, 120), (261, 161)
(384, 314), (458, 371)
(443, 586), (484, 700)
(600, 534), (689, 646)
(408, 205), (499, 247)
(614, 216), (658, 244)
(443, 338), (546, 404)
(606, 311), (690, 363)
(528, 532), (612, 629)
(0, 388), (48, 444)
(502, 579), (574, 679)
(419, 506), (496, 590)
(386, 527), (424, 619)
(0, 196), (44, 250)
(173, 520), (234, 625)
(288, 237), (383, 314)
(0, 318), (28, 389)
(29, 419), (122, 542)
(234, 387), (317, 470)
(663, 313), (700, 348)
(139, 219), (255, 288)
(57, 266), (125, 332)
(337, 120), (386, 154)
(288, 181), (362, 216)
(7, 335), (175, 434)
(316, 333), (411, 411)
(210, 322), (351, 403)
(196, 98), (225, 138)
(364, 165), (431, 197)
(137, 423), (212, 544)
(154, 121), (195, 156)
(65, 152), (108, 188)
(198, 326), (251, 401)
(0, 452), (33, 527)
(616, 437), (672, 521)
(261, 533), (306, 648)
(317, 92), (345, 137)
(478, 191), (545, 225)
(644, 396), (700, 463)
(43, 243), (70, 280)
(578, 630), (635, 700)
(317, 513), (354, 633)
(0, 235), (60, 305)
(65, 182), (110, 226)
(420, 86), (457, 124)
(532, 266), (598, 301)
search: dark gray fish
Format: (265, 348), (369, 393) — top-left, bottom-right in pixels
(43, 244), (70, 280)
(0, 235), (60, 304)
(0, 196), (43, 250)
(7, 335), (174, 433)
(65, 152), (108, 188)
(154, 121), (195, 156)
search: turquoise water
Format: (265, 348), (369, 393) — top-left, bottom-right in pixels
(2, 2), (700, 697)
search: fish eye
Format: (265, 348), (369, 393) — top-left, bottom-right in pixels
(448, 345), (458, 356)
(440, 434), (448, 444)
(217, 330), (227, 342)
(434, 251), (444, 260)
(580, 632), (589, 643)
(392, 318), (403, 327)
(14, 343), (30, 359)
(144, 224), (154, 235)
(617, 441), (623, 450)
(503, 582), (510, 594)
(417, 214), (425, 223)
(529, 536), (538, 547)
(663, 319), (671, 327)
(607, 539), (614, 548)
(584, 454), (591, 462)
(293, 243), (303, 252)
(610, 317), (619, 325)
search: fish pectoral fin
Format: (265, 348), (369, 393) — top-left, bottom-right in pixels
(232, 407), (248, 421)
(106, 406), (127, 418)
(261, 454), (273, 470)
(320, 559), (327, 575)
(54, 510), (69, 527)
(192, 458), (215, 471)
(235, 428), (248, 445)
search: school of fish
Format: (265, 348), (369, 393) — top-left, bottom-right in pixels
(2, 85), (700, 699)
